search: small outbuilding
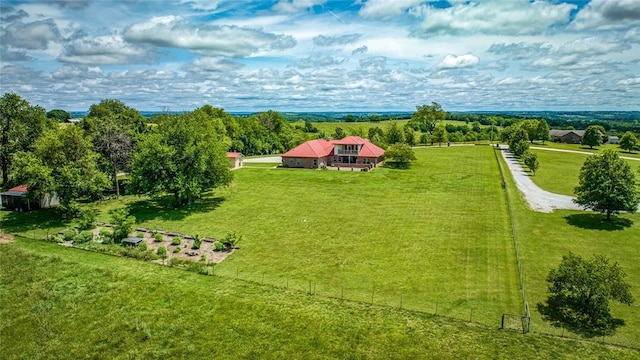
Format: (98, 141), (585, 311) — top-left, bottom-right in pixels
(227, 152), (243, 169)
(0, 185), (59, 211)
(608, 136), (619, 144)
(123, 237), (144, 246)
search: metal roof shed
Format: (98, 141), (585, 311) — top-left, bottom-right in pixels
(123, 237), (144, 246)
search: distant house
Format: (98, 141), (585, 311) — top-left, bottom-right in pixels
(281, 136), (385, 169)
(549, 130), (585, 144)
(608, 136), (619, 144)
(0, 185), (60, 211)
(227, 152), (243, 169)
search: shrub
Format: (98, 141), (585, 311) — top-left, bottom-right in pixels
(200, 254), (206, 262)
(221, 232), (242, 249)
(214, 241), (225, 251)
(99, 228), (113, 244)
(63, 229), (77, 241)
(153, 233), (163, 242)
(171, 237), (181, 246)
(77, 210), (97, 231)
(192, 235), (202, 249)
(172, 247), (180, 253)
(138, 242), (148, 251)
(136, 232), (145, 238)
(73, 230), (94, 244)
(49, 234), (64, 243)
(157, 246), (167, 258)
(111, 208), (136, 243)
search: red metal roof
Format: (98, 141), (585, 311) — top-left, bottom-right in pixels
(226, 152), (242, 158)
(358, 141), (385, 158)
(282, 139), (334, 158)
(8, 185), (28, 193)
(332, 136), (366, 145)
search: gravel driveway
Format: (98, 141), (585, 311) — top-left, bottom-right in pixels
(499, 146), (583, 213)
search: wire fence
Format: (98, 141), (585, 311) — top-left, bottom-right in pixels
(493, 146), (530, 333)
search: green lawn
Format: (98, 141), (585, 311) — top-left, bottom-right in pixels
(531, 141), (640, 159)
(3, 241), (636, 359)
(498, 150), (640, 349)
(1, 147), (521, 325)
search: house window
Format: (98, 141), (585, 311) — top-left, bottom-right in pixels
(312, 159), (317, 167)
(296, 158), (301, 165)
(289, 159), (294, 163)
(363, 158), (370, 164)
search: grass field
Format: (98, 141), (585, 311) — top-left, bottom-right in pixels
(529, 148), (640, 195)
(3, 145), (640, 355)
(3, 241), (637, 359)
(498, 149), (640, 348)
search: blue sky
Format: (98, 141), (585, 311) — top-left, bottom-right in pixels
(1, 0), (639, 112)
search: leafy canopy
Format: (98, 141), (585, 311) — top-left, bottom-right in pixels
(573, 150), (639, 221)
(538, 252), (634, 337)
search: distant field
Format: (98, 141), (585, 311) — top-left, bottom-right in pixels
(532, 141), (640, 159)
(529, 148), (640, 196)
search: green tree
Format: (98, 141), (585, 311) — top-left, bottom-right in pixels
(508, 127), (529, 157)
(0, 92), (56, 185)
(522, 151), (540, 175)
(111, 208), (136, 243)
(520, 119), (539, 144)
(385, 121), (404, 145)
(332, 127), (346, 140)
(157, 246), (168, 264)
(538, 252), (634, 337)
(46, 109), (71, 122)
(130, 111), (232, 206)
(403, 125), (415, 146)
(419, 133), (429, 145)
(574, 150), (639, 221)
(410, 102), (446, 134)
(384, 143), (416, 167)
(344, 114), (356, 122)
(581, 125), (603, 149)
(432, 124), (448, 147)
(618, 131), (638, 153)
(536, 119), (551, 143)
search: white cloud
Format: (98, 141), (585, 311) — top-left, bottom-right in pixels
(184, 57), (244, 73)
(413, 0), (576, 36)
(557, 37), (631, 56)
(123, 16), (296, 57)
(313, 34), (361, 46)
(1, 18), (61, 50)
(293, 55), (346, 68)
(59, 35), (151, 65)
(573, 0), (640, 30)
(272, 0), (326, 13)
(351, 45), (368, 55)
(435, 54), (479, 70)
(178, 0), (221, 11)
(359, 0), (423, 20)
(618, 77), (640, 86)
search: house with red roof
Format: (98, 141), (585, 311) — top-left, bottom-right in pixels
(281, 136), (385, 170)
(0, 185), (60, 211)
(227, 152), (243, 169)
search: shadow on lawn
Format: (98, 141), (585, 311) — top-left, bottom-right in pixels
(0, 208), (69, 233)
(126, 195), (225, 222)
(564, 213), (633, 231)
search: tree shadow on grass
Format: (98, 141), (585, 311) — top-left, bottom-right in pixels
(384, 162), (412, 170)
(0, 208), (70, 234)
(125, 195), (225, 223)
(564, 213), (633, 231)
(537, 299), (625, 338)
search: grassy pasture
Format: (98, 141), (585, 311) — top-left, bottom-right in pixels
(3, 241), (636, 359)
(498, 149), (640, 348)
(532, 141), (640, 159)
(528, 148), (640, 195)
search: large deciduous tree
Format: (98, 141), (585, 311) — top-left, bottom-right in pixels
(46, 109), (71, 122)
(385, 121), (404, 145)
(507, 127), (529, 157)
(0, 92), (56, 186)
(581, 125), (603, 149)
(129, 110), (232, 206)
(432, 123), (448, 147)
(618, 131), (638, 153)
(410, 102), (446, 134)
(538, 252), (634, 337)
(574, 150), (639, 221)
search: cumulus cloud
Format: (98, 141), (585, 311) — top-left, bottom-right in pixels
(184, 57), (244, 73)
(412, 0), (575, 36)
(123, 16), (296, 57)
(1, 18), (61, 50)
(435, 54), (479, 70)
(618, 77), (640, 86)
(351, 45), (368, 55)
(0, 50), (33, 61)
(273, 0), (326, 13)
(488, 42), (552, 60)
(0, 6), (28, 23)
(573, 0), (640, 30)
(59, 35), (152, 65)
(178, 0), (221, 11)
(359, 0), (423, 20)
(313, 34), (361, 46)
(358, 56), (387, 74)
(293, 55), (346, 68)
(558, 37), (631, 56)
